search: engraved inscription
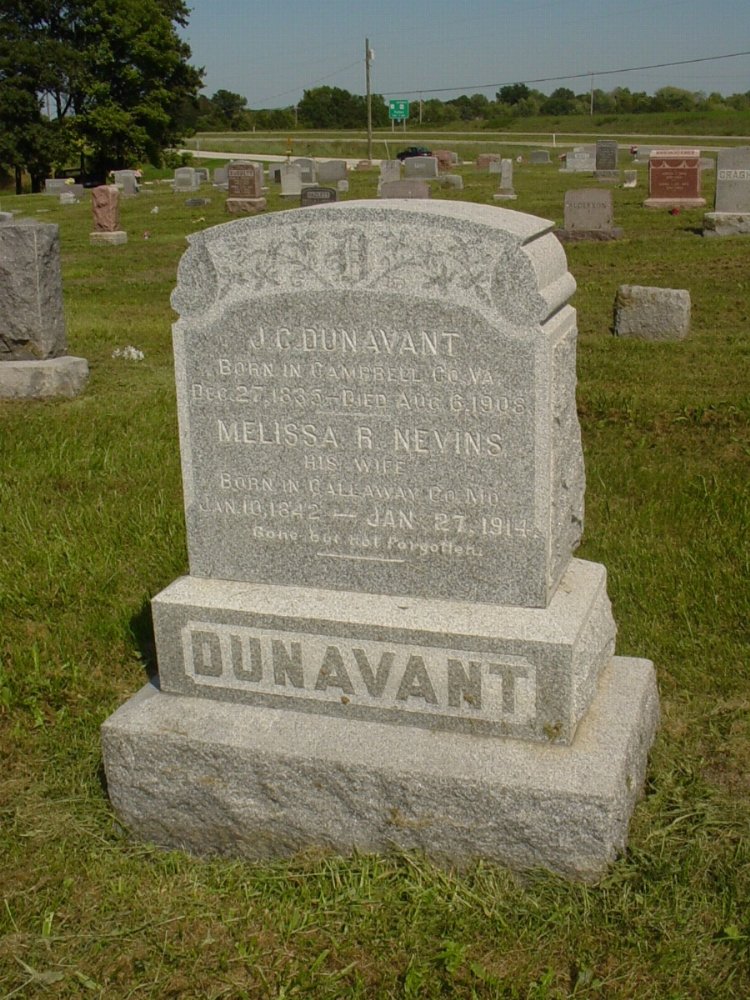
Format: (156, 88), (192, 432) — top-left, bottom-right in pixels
(180, 292), (543, 601)
(183, 621), (537, 729)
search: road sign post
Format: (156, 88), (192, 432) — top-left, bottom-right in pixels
(389, 99), (410, 132)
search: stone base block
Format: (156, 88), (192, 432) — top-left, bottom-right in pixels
(90, 231), (128, 245)
(702, 212), (750, 237)
(225, 198), (267, 214)
(643, 198), (706, 208)
(101, 656), (659, 881)
(493, 193), (517, 201)
(151, 559), (615, 747)
(0, 355), (89, 399)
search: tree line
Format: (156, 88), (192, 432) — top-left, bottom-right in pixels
(191, 82), (750, 132)
(0, 1), (201, 191)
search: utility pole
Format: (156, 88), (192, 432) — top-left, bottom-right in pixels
(590, 72), (595, 115)
(365, 38), (374, 162)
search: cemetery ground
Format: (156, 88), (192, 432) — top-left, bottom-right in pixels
(0, 155), (748, 998)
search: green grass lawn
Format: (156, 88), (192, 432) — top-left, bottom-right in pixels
(1, 160), (749, 998)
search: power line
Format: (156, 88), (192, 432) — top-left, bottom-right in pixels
(381, 49), (750, 98)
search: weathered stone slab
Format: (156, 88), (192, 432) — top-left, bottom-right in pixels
(713, 147), (750, 212)
(614, 285), (691, 340)
(318, 160), (348, 183)
(280, 162), (303, 197)
(101, 655), (659, 881)
(379, 160), (401, 185)
(225, 198), (267, 215)
(702, 212), (750, 237)
(228, 162), (263, 200)
(0, 221), (66, 360)
(595, 140), (618, 171)
(170, 201), (581, 609)
(0, 356), (89, 399)
(91, 186), (120, 232)
(293, 158), (317, 184)
(493, 159), (516, 200)
(561, 188), (616, 238)
(530, 150), (551, 164)
(153, 559), (615, 745)
(403, 156), (439, 179)
(174, 167), (200, 192)
(378, 179), (431, 199)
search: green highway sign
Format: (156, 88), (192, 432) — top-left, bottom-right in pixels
(388, 99), (410, 120)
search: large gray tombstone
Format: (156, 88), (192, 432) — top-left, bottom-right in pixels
(112, 170), (139, 196)
(403, 156), (439, 179)
(0, 221), (89, 398)
(102, 201), (658, 880)
(703, 147), (750, 236)
(293, 158), (317, 184)
(595, 141), (618, 171)
(558, 189), (621, 241)
(174, 167), (200, 192)
(318, 160), (348, 183)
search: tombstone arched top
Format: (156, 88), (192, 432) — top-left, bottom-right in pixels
(172, 201), (575, 331)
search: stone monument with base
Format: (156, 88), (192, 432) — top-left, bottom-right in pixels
(102, 201), (659, 881)
(703, 147), (750, 236)
(90, 186), (127, 245)
(0, 220), (89, 399)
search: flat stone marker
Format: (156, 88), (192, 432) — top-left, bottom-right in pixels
(0, 220), (88, 398)
(614, 285), (691, 340)
(90, 185), (128, 245)
(379, 179), (431, 199)
(644, 149), (705, 207)
(300, 186), (337, 207)
(703, 147), (750, 236)
(102, 201), (658, 880)
(530, 150), (551, 165)
(403, 156), (439, 179)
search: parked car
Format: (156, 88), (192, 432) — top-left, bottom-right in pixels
(396, 146), (432, 161)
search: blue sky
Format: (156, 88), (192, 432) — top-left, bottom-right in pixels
(179, 0), (750, 107)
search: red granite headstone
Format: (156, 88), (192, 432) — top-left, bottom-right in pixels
(644, 149), (705, 207)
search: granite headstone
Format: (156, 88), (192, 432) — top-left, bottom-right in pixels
(644, 149), (705, 207)
(102, 201), (658, 880)
(0, 221), (89, 397)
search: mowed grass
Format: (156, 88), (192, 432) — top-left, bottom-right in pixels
(1, 158), (749, 998)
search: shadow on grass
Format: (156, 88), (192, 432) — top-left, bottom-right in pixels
(130, 599), (159, 683)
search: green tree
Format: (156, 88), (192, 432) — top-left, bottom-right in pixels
(540, 87), (578, 115)
(0, 0), (202, 181)
(496, 83), (530, 106)
(298, 86), (387, 129)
